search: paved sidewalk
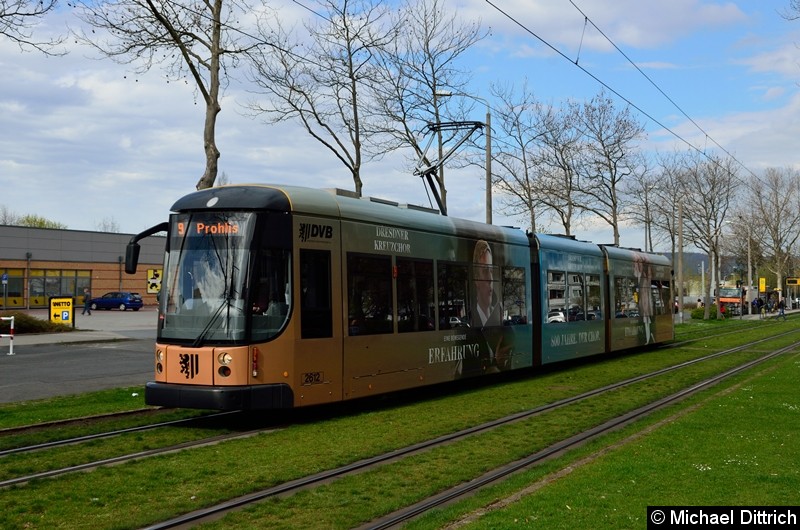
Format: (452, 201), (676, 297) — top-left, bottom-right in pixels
(0, 308), (158, 402)
(2, 307), (158, 349)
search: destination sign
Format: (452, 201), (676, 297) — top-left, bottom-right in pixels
(176, 220), (240, 236)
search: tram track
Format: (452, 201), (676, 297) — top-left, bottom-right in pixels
(670, 315), (785, 346)
(0, 428), (272, 489)
(362, 342), (799, 529)
(0, 333), (776, 492)
(1, 327), (796, 526)
(4, 326), (786, 459)
(139, 334), (800, 529)
(0, 408), (157, 437)
(0, 410), (240, 457)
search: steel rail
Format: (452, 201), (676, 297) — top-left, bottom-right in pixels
(0, 410), (238, 457)
(141, 334), (800, 529)
(363, 342), (799, 529)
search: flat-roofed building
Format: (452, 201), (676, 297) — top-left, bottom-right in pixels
(0, 226), (164, 309)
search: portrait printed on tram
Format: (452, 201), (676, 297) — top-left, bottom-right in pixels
(471, 239), (503, 328)
(633, 252), (655, 344)
(458, 239), (514, 377)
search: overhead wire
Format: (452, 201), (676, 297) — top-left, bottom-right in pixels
(482, 0), (759, 179)
(166, 0), (757, 179)
(566, 0), (756, 178)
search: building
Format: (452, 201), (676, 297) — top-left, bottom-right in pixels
(0, 226), (165, 310)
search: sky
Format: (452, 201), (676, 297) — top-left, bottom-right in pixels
(2, 0), (800, 250)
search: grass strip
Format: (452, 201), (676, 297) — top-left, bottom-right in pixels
(0, 345), (774, 528)
(436, 352), (800, 529)
(0, 387), (149, 429)
(196, 349), (777, 528)
(0, 318), (796, 529)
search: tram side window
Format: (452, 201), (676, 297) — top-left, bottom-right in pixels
(614, 276), (637, 317)
(546, 270), (566, 323)
(300, 250), (332, 339)
(347, 254), (393, 335)
(587, 274), (603, 320)
(502, 267), (527, 325)
(438, 262), (469, 329)
(397, 258), (435, 333)
(567, 272), (585, 321)
(250, 249), (292, 342)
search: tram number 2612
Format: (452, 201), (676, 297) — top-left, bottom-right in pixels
(302, 372), (324, 385)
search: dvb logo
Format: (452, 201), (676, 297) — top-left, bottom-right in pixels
(299, 223), (333, 242)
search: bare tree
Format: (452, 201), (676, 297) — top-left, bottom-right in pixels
(95, 217), (120, 233)
(680, 153), (739, 319)
(215, 171), (232, 186)
(640, 151), (694, 304)
(73, 0), (260, 190)
(724, 199), (765, 308)
(486, 82), (545, 233)
(623, 155), (657, 251)
(0, 205), (19, 225)
(534, 100), (586, 236)
(574, 90), (645, 245)
(750, 167), (800, 296)
(247, 0), (396, 197)
(782, 0), (800, 19)
(647, 151), (691, 253)
(0, 0), (64, 54)
(370, 0), (486, 208)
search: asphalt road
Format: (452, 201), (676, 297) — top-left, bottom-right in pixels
(0, 308), (158, 404)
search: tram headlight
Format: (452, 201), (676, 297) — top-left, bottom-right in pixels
(155, 349), (163, 363)
(217, 352), (233, 365)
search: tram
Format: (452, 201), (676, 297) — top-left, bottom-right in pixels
(125, 184), (673, 410)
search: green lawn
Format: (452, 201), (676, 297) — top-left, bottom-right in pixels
(425, 351), (800, 529)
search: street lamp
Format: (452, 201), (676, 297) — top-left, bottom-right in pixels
(677, 203), (684, 323)
(435, 90), (492, 224)
(736, 215), (753, 314)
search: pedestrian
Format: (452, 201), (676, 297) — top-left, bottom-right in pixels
(778, 298), (787, 321)
(82, 288), (92, 315)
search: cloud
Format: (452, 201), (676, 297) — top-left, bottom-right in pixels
(1, 0), (798, 253)
(737, 40), (800, 76)
(760, 86), (787, 101)
(652, 91), (800, 172)
(460, 0), (748, 54)
(636, 61), (679, 70)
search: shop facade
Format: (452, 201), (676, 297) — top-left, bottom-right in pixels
(0, 226), (165, 310)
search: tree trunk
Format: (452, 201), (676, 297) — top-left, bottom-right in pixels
(195, 100), (221, 190)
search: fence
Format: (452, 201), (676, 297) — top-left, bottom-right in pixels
(1, 316), (14, 356)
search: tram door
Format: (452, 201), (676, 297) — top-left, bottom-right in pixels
(294, 247), (344, 405)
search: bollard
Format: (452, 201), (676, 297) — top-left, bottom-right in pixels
(0, 316), (14, 356)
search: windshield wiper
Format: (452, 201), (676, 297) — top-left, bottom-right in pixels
(191, 297), (232, 348)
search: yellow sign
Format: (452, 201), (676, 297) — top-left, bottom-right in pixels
(49, 297), (74, 326)
(759, 277), (766, 292)
(147, 269), (162, 294)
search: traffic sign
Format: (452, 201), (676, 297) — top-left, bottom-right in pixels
(49, 297), (74, 326)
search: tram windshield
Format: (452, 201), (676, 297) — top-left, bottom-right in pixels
(159, 212), (291, 344)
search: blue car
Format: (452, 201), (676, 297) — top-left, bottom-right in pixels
(89, 291), (143, 311)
